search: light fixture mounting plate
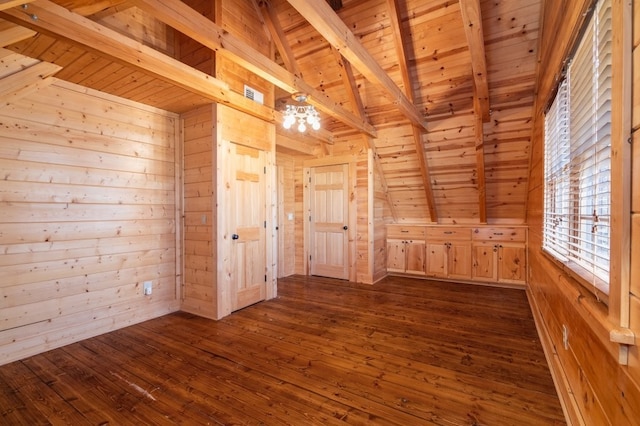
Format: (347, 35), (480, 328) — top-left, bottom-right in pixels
(291, 92), (308, 103)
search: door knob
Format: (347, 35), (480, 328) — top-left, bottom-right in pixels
(231, 233), (239, 240)
(343, 225), (348, 230)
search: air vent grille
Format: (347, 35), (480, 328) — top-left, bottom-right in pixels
(244, 85), (264, 105)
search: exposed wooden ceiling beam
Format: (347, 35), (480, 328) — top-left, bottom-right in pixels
(474, 97), (487, 223)
(276, 129), (323, 156)
(330, 46), (364, 118)
(133, 0), (376, 138)
(286, 0), (427, 131)
(68, 0), (132, 17)
(254, 0), (300, 77)
(0, 1), (33, 12)
(386, 0), (437, 222)
(331, 45), (397, 221)
(0, 0), (275, 122)
(459, 0), (489, 221)
(0, 48), (61, 106)
(0, 1), (131, 48)
(459, 0), (490, 122)
(0, 18), (35, 46)
(254, 1), (336, 146)
(387, 0), (412, 102)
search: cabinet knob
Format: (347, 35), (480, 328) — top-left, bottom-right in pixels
(232, 233), (239, 240)
(343, 225), (348, 230)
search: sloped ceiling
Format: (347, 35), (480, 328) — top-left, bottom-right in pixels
(0, 0), (541, 224)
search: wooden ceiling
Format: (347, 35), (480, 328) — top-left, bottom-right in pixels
(0, 0), (541, 224)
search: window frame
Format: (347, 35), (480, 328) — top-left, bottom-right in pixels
(542, 0), (613, 301)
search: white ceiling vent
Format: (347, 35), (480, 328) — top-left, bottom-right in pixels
(244, 84), (264, 105)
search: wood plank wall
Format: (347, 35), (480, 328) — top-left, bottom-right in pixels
(99, 6), (175, 57)
(175, 0), (217, 319)
(275, 152), (296, 278)
(285, 138), (389, 283)
(373, 150), (390, 283)
(527, 0), (640, 423)
(181, 105), (216, 318)
(0, 80), (180, 366)
(630, 0), (640, 389)
(294, 158), (307, 275)
(218, 0), (273, 106)
(356, 145), (371, 283)
(179, 0), (276, 319)
(175, 0), (214, 75)
(317, 137), (389, 284)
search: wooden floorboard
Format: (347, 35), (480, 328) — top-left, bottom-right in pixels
(0, 275), (566, 425)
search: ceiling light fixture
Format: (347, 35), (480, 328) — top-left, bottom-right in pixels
(282, 93), (320, 132)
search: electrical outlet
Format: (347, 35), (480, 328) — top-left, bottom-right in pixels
(562, 324), (569, 350)
(143, 281), (153, 296)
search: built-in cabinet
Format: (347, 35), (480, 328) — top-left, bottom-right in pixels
(471, 227), (527, 285)
(425, 228), (472, 280)
(386, 226), (426, 275)
(386, 225), (527, 286)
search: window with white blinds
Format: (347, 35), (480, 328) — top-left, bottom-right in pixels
(543, 0), (611, 294)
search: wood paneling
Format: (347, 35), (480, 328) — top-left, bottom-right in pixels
(0, 0), (544, 223)
(630, 0), (640, 390)
(276, 152), (296, 278)
(526, 0), (640, 423)
(0, 78), (180, 365)
(97, 5), (175, 55)
(181, 104), (216, 318)
(0, 275), (565, 425)
(268, 0), (541, 223)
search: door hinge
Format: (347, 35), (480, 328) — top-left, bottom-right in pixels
(264, 166), (266, 174)
(264, 220), (267, 228)
(264, 274), (267, 282)
(309, 255), (312, 261)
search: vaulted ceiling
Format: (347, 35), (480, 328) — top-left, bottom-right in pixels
(0, 0), (542, 224)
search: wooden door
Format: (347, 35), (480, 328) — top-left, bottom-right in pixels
(309, 164), (349, 279)
(230, 143), (266, 311)
(426, 242), (447, 277)
(472, 242), (497, 282)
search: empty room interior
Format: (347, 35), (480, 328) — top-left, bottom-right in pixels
(0, 0), (639, 424)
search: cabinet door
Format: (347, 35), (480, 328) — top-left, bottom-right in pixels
(426, 242), (447, 277)
(498, 243), (526, 284)
(448, 241), (472, 279)
(472, 242), (497, 282)
(386, 239), (406, 273)
(405, 241), (426, 275)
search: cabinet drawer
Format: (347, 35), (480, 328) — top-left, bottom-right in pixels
(387, 225), (426, 239)
(425, 227), (471, 241)
(472, 227), (526, 242)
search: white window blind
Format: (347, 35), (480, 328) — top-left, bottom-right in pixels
(543, 0), (612, 294)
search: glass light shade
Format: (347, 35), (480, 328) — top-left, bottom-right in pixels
(281, 97), (320, 133)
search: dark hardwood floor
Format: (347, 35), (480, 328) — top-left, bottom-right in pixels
(0, 275), (565, 425)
